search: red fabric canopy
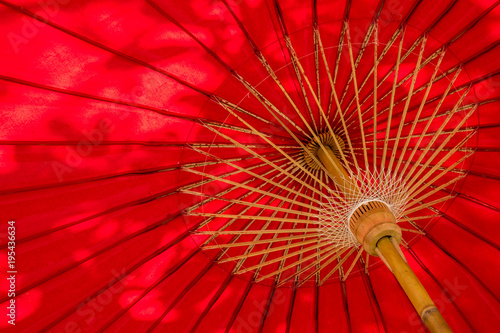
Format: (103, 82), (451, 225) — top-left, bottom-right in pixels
(0, 0), (499, 332)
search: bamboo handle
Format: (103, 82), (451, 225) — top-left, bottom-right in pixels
(377, 237), (452, 333)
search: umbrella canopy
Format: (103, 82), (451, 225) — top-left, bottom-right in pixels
(1, 0), (499, 332)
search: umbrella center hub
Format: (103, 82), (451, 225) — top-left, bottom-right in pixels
(348, 200), (402, 255)
(303, 132), (345, 170)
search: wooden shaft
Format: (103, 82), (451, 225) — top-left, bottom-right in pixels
(316, 145), (353, 193)
(316, 147), (452, 333)
(377, 237), (452, 333)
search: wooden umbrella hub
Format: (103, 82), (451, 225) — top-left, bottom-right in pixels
(349, 200), (402, 256)
(303, 132), (345, 170)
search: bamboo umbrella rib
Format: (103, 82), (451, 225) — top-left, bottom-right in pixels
(347, 47), (444, 131)
(359, 146), (473, 154)
(399, 218), (428, 236)
(240, 184), (304, 273)
(256, 243), (340, 283)
(405, 104), (475, 189)
(316, 29), (360, 169)
(296, 247), (351, 288)
(198, 165), (296, 241)
(315, 170), (323, 283)
(315, 246), (321, 285)
(341, 27), (404, 126)
(352, 145), (475, 185)
(181, 156), (287, 191)
(182, 158), (291, 213)
(186, 145), (320, 204)
(361, 51), (444, 127)
(252, 36), (354, 188)
(404, 220), (427, 234)
(325, 20), (348, 124)
(218, 239), (319, 263)
(181, 152), (282, 170)
(221, 1), (312, 139)
(182, 158), (289, 213)
(251, 176), (313, 278)
(240, 63), (311, 140)
(373, 22), (378, 172)
(382, 28), (405, 169)
(351, 58), (456, 132)
(190, 143), (299, 149)
(400, 68), (463, 177)
(314, 26), (321, 126)
(394, 101), (475, 132)
(217, 93), (347, 192)
(202, 233), (322, 250)
(210, 102), (337, 195)
(216, 84), (333, 188)
(219, 172), (304, 264)
(274, 171), (320, 284)
(405, 174), (467, 209)
(202, 119), (275, 138)
(319, 247), (357, 285)
(206, 203), (272, 251)
(184, 191), (319, 218)
(271, 4), (321, 137)
(363, 127), (474, 144)
(190, 213), (321, 225)
(275, 251), (331, 287)
(343, 32), (424, 128)
(403, 196), (455, 216)
(237, 241), (326, 275)
(333, 20), (347, 86)
(338, 22), (376, 107)
(400, 228), (426, 235)
(199, 120), (329, 199)
(334, 256), (346, 282)
(198, 229), (321, 235)
(286, 31), (352, 173)
(404, 104), (471, 187)
(183, 168), (319, 211)
(230, 67), (319, 145)
(342, 247), (364, 281)
(214, 97), (288, 133)
(346, 23), (369, 168)
(290, 170), (321, 284)
(398, 214), (442, 222)
(281, 36), (318, 134)
(407, 148), (475, 199)
(388, 36), (427, 172)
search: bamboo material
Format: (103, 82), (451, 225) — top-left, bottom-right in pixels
(317, 144), (452, 333)
(190, 213), (321, 225)
(342, 27), (404, 126)
(373, 23), (378, 172)
(388, 36), (427, 172)
(316, 29), (359, 169)
(232, 174), (311, 273)
(377, 237), (452, 333)
(394, 50), (446, 175)
(202, 233), (322, 250)
(316, 145), (353, 193)
(346, 23), (369, 167)
(382, 27), (405, 169)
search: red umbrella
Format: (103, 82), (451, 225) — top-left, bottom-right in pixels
(1, 0), (499, 332)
